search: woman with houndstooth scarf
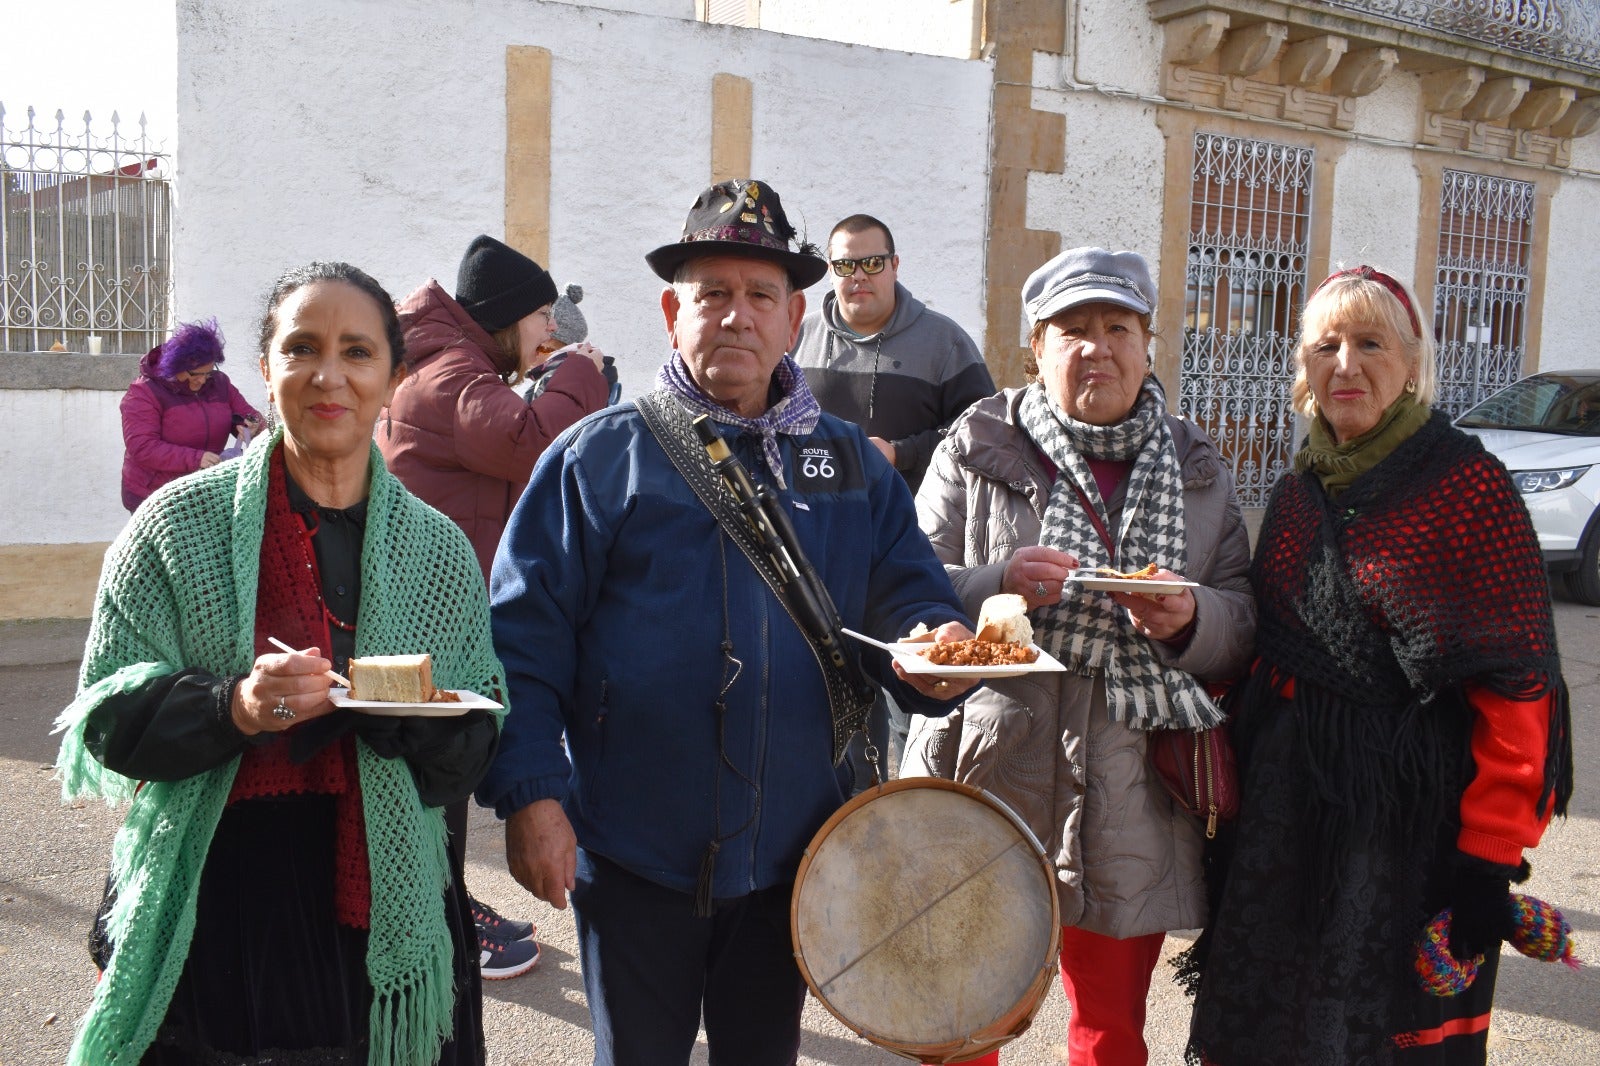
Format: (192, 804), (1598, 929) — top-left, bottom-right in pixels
(901, 247), (1256, 1066)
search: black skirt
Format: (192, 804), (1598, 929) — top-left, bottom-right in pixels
(1186, 689), (1495, 1066)
(129, 793), (484, 1065)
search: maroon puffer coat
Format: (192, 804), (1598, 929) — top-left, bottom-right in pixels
(120, 353), (262, 511)
(378, 279), (609, 579)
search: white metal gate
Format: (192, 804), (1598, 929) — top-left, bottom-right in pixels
(1179, 133), (1314, 508)
(1, 105), (172, 354)
(1432, 170), (1535, 417)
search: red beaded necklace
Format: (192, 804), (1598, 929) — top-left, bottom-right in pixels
(296, 511), (357, 632)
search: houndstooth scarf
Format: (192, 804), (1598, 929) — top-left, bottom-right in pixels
(656, 352), (821, 489)
(1019, 380), (1224, 730)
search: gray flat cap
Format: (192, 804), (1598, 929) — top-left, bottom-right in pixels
(1023, 247), (1155, 325)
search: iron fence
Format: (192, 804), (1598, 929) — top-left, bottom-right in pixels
(1317, 0), (1600, 69)
(1, 104), (172, 355)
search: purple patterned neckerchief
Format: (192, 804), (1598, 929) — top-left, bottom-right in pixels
(655, 352), (821, 489)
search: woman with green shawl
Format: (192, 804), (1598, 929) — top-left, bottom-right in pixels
(56, 261), (506, 1066)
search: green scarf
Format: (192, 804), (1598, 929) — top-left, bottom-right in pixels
(54, 426), (505, 1066)
(1294, 396), (1432, 498)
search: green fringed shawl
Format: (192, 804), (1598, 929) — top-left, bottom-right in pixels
(54, 426), (506, 1066)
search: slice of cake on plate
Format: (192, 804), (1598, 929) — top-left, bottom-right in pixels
(348, 653), (435, 703)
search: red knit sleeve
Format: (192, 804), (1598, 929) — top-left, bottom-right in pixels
(1457, 683), (1555, 865)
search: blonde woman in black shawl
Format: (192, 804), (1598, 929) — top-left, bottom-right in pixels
(1184, 267), (1573, 1065)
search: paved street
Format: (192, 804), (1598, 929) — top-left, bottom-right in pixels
(3, 594), (1596, 1065)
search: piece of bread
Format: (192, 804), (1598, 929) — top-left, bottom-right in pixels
(974, 593), (1033, 646)
(349, 653), (435, 703)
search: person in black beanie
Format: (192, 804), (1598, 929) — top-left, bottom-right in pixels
(379, 234), (613, 981)
(455, 234), (558, 336)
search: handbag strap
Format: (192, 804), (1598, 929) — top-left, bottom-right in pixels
(1061, 474), (1116, 562)
(635, 390), (870, 763)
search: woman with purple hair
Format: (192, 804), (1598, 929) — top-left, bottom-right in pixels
(120, 319), (265, 511)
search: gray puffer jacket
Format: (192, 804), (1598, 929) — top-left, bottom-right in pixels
(902, 387), (1255, 938)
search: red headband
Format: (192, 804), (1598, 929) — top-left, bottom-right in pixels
(1310, 265), (1422, 338)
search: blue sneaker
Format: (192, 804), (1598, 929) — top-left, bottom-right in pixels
(471, 895), (535, 942)
(478, 930), (539, 980)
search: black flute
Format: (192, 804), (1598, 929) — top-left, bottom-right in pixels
(692, 416), (872, 694)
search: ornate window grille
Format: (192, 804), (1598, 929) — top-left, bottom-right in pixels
(1318, 0), (1600, 68)
(1179, 133), (1314, 508)
(1432, 170), (1535, 418)
(1, 105), (172, 354)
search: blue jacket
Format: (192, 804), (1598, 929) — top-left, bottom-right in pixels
(478, 401), (970, 897)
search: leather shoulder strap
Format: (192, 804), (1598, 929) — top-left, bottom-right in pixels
(635, 390), (870, 763)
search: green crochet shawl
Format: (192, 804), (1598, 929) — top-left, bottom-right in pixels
(54, 426), (506, 1066)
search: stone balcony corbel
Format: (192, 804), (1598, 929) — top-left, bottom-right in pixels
(1549, 96), (1600, 137)
(1508, 86), (1575, 130)
(1218, 22), (1287, 78)
(1421, 66), (1486, 114)
(1329, 46), (1397, 97)
(1281, 35), (1349, 87)
(1148, 0), (1600, 162)
(1163, 9), (1231, 65)
(1461, 76), (1530, 122)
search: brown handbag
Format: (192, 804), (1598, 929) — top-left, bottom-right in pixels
(1053, 475), (1242, 841)
(1149, 724), (1238, 839)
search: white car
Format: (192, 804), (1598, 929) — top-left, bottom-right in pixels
(1455, 371), (1600, 605)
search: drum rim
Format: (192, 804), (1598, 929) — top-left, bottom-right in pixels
(790, 776), (1063, 1060)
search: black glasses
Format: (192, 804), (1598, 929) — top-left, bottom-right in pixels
(830, 255), (890, 278)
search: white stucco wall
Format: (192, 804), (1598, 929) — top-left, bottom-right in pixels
(1541, 148), (1600, 374)
(0, 391), (128, 544)
(171, 0), (992, 416)
(551, 0), (693, 17)
(1326, 142), (1420, 275)
(1024, 87), (1166, 336)
(759, 0), (979, 59)
(1067, 0), (1163, 97)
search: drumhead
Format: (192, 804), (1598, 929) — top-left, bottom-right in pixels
(792, 777), (1059, 1058)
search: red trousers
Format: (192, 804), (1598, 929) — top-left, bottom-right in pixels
(933, 926), (1166, 1066)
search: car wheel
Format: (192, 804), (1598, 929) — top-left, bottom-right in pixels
(1570, 516), (1600, 606)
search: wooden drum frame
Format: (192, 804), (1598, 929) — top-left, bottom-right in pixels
(791, 777), (1061, 1063)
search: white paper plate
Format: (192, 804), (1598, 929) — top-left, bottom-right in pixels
(329, 687), (501, 717)
(890, 643), (1067, 679)
(1064, 572), (1198, 595)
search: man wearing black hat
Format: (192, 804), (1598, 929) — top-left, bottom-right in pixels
(477, 179), (978, 1064)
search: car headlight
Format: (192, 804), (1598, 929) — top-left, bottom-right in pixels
(1511, 466), (1591, 493)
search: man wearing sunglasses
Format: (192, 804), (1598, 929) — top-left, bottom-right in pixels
(792, 214), (995, 789)
(792, 214), (994, 494)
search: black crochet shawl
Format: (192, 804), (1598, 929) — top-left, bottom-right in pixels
(1247, 411), (1571, 834)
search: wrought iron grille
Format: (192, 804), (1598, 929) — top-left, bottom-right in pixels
(1, 104), (172, 354)
(1179, 133), (1315, 508)
(1432, 169), (1535, 417)
(1318, 0), (1600, 68)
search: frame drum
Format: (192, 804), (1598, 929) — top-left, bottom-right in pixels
(791, 777), (1061, 1063)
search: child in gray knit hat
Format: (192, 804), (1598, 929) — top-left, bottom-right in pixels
(549, 284), (588, 348)
(523, 284), (620, 404)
